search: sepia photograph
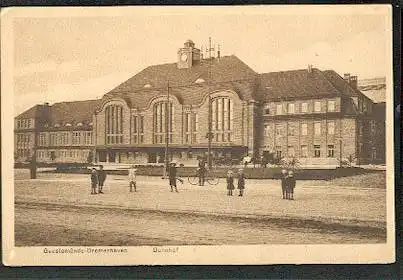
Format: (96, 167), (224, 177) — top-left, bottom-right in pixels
(2, 5), (395, 265)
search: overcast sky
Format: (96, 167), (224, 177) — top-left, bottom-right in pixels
(10, 6), (391, 115)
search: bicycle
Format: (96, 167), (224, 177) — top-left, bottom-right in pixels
(188, 168), (220, 186)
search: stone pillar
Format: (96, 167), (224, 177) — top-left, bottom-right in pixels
(247, 100), (257, 157)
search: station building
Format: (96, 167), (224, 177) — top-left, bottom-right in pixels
(14, 40), (386, 166)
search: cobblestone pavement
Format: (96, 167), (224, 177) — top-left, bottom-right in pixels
(14, 170), (387, 246)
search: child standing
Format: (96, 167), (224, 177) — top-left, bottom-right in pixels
(286, 170), (296, 200)
(97, 165), (107, 194)
(128, 165), (137, 192)
(237, 168), (245, 197)
(226, 170), (235, 196)
(90, 168), (98, 195)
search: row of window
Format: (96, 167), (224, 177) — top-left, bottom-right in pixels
(37, 150), (90, 159)
(16, 148), (30, 158)
(16, 133), (31, 143)
(275, 144), (336, 158)
(268, 100), (336, 115)
(105, 105), (124, 145)
(39, 131), (93, 146)
(16, 119), (32, 129)
(265, 121), (336, 137)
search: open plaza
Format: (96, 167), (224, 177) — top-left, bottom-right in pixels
(14, 169), (387, 246)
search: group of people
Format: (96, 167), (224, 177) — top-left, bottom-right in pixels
(280, 169), (296, 200)
(90, 165), (107, 194)
(225, 169), (246, 196)
(89, 162), (296, 200)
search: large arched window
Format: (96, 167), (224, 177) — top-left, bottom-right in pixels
(105, 105), (123, 144)
(153, 102), (173, 144)
(211, 97), (233, 142)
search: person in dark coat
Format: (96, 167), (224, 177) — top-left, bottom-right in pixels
(286, 170), (296, 200)
(226, 170), (235, 196)
(97, 165), (107, 194)
(90, 168), (98, 194)
(169, 162), (179, 193)
(237, 168), (245, 197)
(281, 169), (288, 199)
(198, 157), (206, 186)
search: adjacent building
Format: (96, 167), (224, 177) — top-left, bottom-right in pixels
(14, 40), (386, 166)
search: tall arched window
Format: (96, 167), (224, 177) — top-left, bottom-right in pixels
(211, 97), (233, 142)
(105, 105), (123, 144)
(153, 102), (173, 144)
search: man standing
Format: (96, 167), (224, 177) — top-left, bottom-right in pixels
(97, 165), (107, 194)
(90, 168), (98, 195)
(168, 161), (179, 193)
(198, 156), (206, 186)
(281, 169), (287, 199)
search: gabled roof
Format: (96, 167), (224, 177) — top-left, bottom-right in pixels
(16, 105), (40, 119)
(50, 100), (100, 124)
(260, 68), (341, 100)
(107, 55), (258, 94)
(322, 70), (365, 98)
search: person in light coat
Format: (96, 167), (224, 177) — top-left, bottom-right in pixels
(128, 165), (137, 192)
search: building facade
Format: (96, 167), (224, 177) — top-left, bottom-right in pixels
(14, 40), (386, 166)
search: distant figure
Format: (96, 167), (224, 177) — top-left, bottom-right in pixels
(286, 170), (296, 200)
(198, 157), (207, 186)
(97, 165), (107, 194)
(90, 168), (98, 195)
(243, 154), (251, 168)
(169, 161), (179, 193)
(128, 165), (137, 192)
(237, 168), (245, 197)
(281, 169), (288, 199)
(226, 170), (235, 196)
(261, 156), (268, 168)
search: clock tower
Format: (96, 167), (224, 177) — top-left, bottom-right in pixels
(177, 39), (201, 69)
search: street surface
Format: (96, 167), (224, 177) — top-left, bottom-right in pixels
(14, 170), (387, 246)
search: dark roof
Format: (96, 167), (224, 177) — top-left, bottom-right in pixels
(322, 70), (364, 98)
(107, 55), (258, 94)
(16, 105), (40, 119)
(260, 68), (341, 100)
(50, 100), (100, 124)
(373, 102), (386, 120)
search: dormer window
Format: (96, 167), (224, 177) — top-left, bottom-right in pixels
(195, 78), (205, 84)
(54, 123), (60, 128)
(76, 122), (83, 127)
(143, 84), (152, 88)
(65, 123), (72, 127)
(88, 122), (93, 126)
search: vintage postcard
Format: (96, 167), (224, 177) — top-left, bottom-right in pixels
(2, 5), (395, 266)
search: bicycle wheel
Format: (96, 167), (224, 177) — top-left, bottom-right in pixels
(207, 176), (219, 185)
(188, 176), (199, 185)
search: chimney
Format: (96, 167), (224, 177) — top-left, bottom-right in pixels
(307, 64), (313, 73)
(350, 75), (358, 89)
(343, 73), (351, 82)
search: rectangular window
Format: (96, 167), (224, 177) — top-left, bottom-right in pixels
(39, 133), (47, 146)
(276, 104), (283, 115)
(264, 125), (270, 136)
(327, 145), (335, 158)
(327, 100), (335, 112)
(314, 101), (321, 112)
(301, 123), (308, 136)
(276, 146), (282, 158)
(314, 122), (321, 135)
(275, 124), (283, 136)
(60, 132), (69, 145)
(301, 145), (308, 158)
(133, 116), (138, 133)
(72, 132), (81, 145)
(300, 102), (308, 113)
(84, 132), (92, 145)
(288, 123), (296, 136)
(314, 145), (321, 157)
(288, 146), (295, 157)
(327, 121), (335, 135)
(288, 103), (295, 114)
